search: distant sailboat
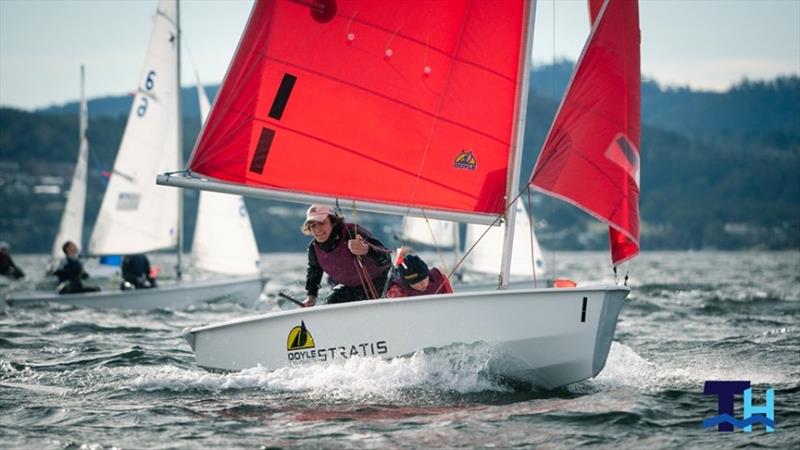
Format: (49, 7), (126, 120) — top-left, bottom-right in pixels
(50, 65), (89, 264)
(6, 0), (263, 310)
(190, 79), (261, 276)
(158, 0), (639, 388)
(463, 201), (545, 278)
(397, 216), (459, 271)
(400, 201), (545, 280)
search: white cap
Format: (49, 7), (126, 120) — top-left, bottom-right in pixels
(304, 204), (335, 224)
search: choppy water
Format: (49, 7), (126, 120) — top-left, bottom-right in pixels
(1, 251), (798, 448)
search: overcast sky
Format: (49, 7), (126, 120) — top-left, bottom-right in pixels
(1, 0), (798, 110)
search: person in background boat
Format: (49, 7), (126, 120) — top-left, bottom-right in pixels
(55, 240), (100, 294)
(302, 205), (391, 307)
(121, 254), (157, 290)
(0, 241), (25, 279)
(386, 252), (453, 298)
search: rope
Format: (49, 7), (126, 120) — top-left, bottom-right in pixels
(421, 209), (450, 275)
(445, 185), (535, 286)
(526, 186), (538, 288)
(347, 200), (380, 299)
(445, 212), (504, 281)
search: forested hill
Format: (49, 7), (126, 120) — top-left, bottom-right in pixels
(1, 64), (798, 253)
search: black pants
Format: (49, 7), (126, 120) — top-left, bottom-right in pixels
(58, 280), (101, 294)
(326, 275), (387, 304)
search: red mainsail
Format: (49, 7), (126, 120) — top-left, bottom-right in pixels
(188, 0), (526, 217)
(529, 0), (641, 265)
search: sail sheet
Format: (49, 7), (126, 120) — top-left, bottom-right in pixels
(88, 0), (180, 256)
(464, 202), (545, 276)
(52, 66), (89, 260)
(530, 0), (641, 265)
(188, 0), (526, 219)
(192, 81), (261, 275)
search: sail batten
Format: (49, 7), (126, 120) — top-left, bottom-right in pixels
(191, 78), (261, 276)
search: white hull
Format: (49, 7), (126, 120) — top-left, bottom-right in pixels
(5, 276), (263, 310)
(186, 286), (628, 389)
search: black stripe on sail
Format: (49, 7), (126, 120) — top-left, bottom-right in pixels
(249, 128), (276, 174)
(616, 136), (639, 168)
(269, 73), (297, 120)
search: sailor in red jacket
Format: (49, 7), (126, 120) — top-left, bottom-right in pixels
(386, 253), (453, 298)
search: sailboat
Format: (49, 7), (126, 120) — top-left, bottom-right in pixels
(6, 0), (263, 310)
(50, 65), (89, 267)
(397, 216), (460, 273)
(157, 0), (640, 388)
(463, 201), (546, 280)
(191, 78), (261, 276)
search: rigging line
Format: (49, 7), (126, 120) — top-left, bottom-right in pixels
(356, 254), (379, 299)
(526, 185), (537, 288)
(404, 1), (472, 218)
(353, 258), (372, 300)
(348, 200), (379, 299)
(446, 211), (504, 282)
(445, 179), (536, 285)
(350, 199), (358, 237)
(552, 0), (556, 99)
(422, 209), (450, 276)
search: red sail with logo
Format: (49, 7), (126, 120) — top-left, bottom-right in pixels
(188, 0), (526, 217)
(529, 0), (641, 265)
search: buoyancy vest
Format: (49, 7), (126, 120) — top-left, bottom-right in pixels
(393, 268), (450, 297)
(313, 224), (389, 287)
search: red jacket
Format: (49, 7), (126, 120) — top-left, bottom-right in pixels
(386, 268), (453, 298)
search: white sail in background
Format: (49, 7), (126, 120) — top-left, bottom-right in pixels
(399, 216), (457, 248)
(88, 0), (179, 256)
(52, 65), (89, 260)
(191, 81), (261, 275)
(464, 202), (545, 277)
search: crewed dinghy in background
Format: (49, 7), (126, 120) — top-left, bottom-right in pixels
(4, 277), (260, 310)
(158, 0), (641, 388)
(5, 0), (263, 310)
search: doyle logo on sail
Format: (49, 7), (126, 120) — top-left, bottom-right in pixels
(287, 321), (315, 350)
(454, 149), (477, 170)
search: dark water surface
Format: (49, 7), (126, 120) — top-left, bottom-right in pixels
(2, 251), (798, 448)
